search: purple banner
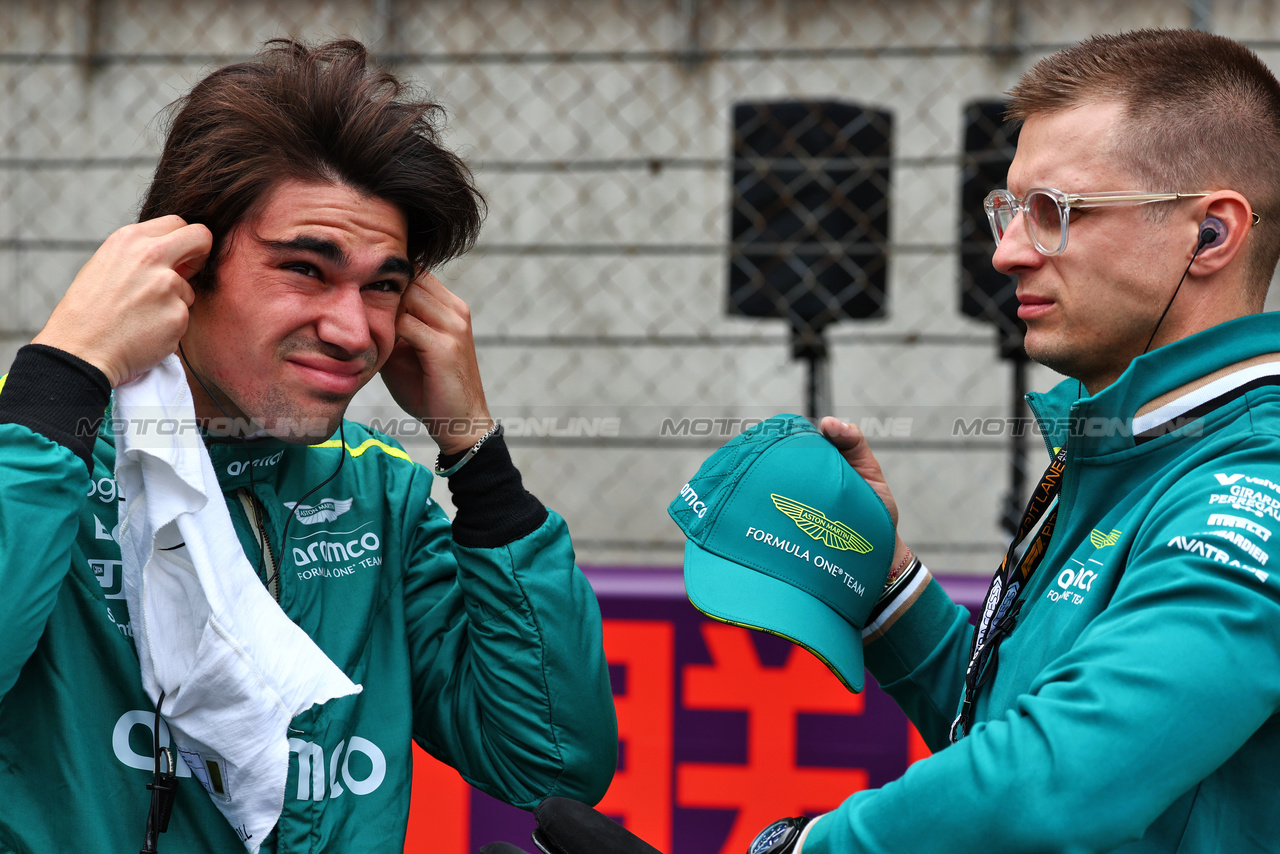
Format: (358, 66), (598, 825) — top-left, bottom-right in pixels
(453, 568), (981, 854)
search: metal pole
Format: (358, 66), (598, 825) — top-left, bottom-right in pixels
(800, 329), (831, 421)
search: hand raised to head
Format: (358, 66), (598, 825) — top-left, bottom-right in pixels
(380, 272), (493, 454)
(32, 215), (211, 387)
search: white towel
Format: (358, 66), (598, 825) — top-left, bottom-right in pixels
(115, 354), (361, 852)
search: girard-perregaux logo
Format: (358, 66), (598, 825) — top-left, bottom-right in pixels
(771, 494), (872, 553)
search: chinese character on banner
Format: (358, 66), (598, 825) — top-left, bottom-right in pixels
(404, 569), (948, 854)
(678, 623), (869, 854)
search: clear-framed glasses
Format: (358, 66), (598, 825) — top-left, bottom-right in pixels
(984, 187), (1219, 256)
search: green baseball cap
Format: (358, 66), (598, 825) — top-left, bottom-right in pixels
(668, 414), (895, 692)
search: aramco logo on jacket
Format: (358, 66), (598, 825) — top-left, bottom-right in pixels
(771, 494), (873, 553)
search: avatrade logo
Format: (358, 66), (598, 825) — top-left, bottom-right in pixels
(771, 494), (872, 553)
(1089, 528), (1122, 549)
(284, 497), (354, 525)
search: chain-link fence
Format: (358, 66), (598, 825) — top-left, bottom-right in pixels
(4, 0), (1278, 574)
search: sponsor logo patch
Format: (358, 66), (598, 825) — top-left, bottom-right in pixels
(226, 451), (283, 477)
(1045, 558), (1100, 605)
(288, 735), (387, 801)
(1207, 529), (1270, 565)
(93, 514), (119, 543)
(678, 483), (707, 518)
(1207, 513), (1272, 541)
(90, 559), (126, 600)
(284, 497), (354, 525)
(88, 476), (117, 504)
(1089, 528), (1122, 549)
(1214, 473), (1280, 495)
(1208, 485), (1280, 522)
(771, 494), (872, 553)
(113, 711), (387, 803)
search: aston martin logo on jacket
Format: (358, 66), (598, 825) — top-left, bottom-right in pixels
(1089, 528), (1122, 549)
(284, 497), (354, 525)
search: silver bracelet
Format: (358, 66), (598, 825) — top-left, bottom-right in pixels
(434, 424), (501, 477)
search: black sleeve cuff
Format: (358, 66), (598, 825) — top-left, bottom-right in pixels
(0, 344), (111, 474)
(443, 432), (549, 549)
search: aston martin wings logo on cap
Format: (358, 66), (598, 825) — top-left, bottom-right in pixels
(771, 494), (874, 553)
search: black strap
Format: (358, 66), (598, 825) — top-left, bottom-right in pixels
(140, 691), (177, 854)
(950, 446), (1067, 743)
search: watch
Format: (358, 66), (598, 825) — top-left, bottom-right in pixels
(747, 817), (810, 854)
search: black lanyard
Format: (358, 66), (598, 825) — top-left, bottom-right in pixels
(949, 446), (1067, 743)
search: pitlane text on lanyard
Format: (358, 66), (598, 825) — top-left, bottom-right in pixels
(950, 446), (1067, 743)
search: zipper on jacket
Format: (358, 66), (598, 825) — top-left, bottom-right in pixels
(237, 488), (279, 602)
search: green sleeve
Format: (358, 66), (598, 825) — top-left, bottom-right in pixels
(0, 424), (89, 698)
(401, 473), (618, 808)
(805, 451), (1280, 852)
(0, 347), (109, 699)
(863, 576), (973, 750)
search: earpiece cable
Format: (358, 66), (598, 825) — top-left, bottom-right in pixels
(1142, 226), (1217, 356)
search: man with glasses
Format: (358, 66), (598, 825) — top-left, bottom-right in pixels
(768, 28), (1280, 854)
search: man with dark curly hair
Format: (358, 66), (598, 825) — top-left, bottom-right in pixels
(0, 39), (616, 853)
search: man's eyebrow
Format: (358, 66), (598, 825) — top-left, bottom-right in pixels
(261, 235), (412, 278)
(262, 235), (348, 267)
(377, 256), (414, 278)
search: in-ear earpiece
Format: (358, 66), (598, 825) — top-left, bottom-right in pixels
(1199, 216), (1227, 249)
(1146, 215), (1229, 356)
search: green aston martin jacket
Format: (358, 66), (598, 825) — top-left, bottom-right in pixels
(805, 313), (1280, 853)
(0, 344), (617, 853)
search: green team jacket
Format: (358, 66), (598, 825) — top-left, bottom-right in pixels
(0, 345), (617, 853)
(805, 313), (1280, 853)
